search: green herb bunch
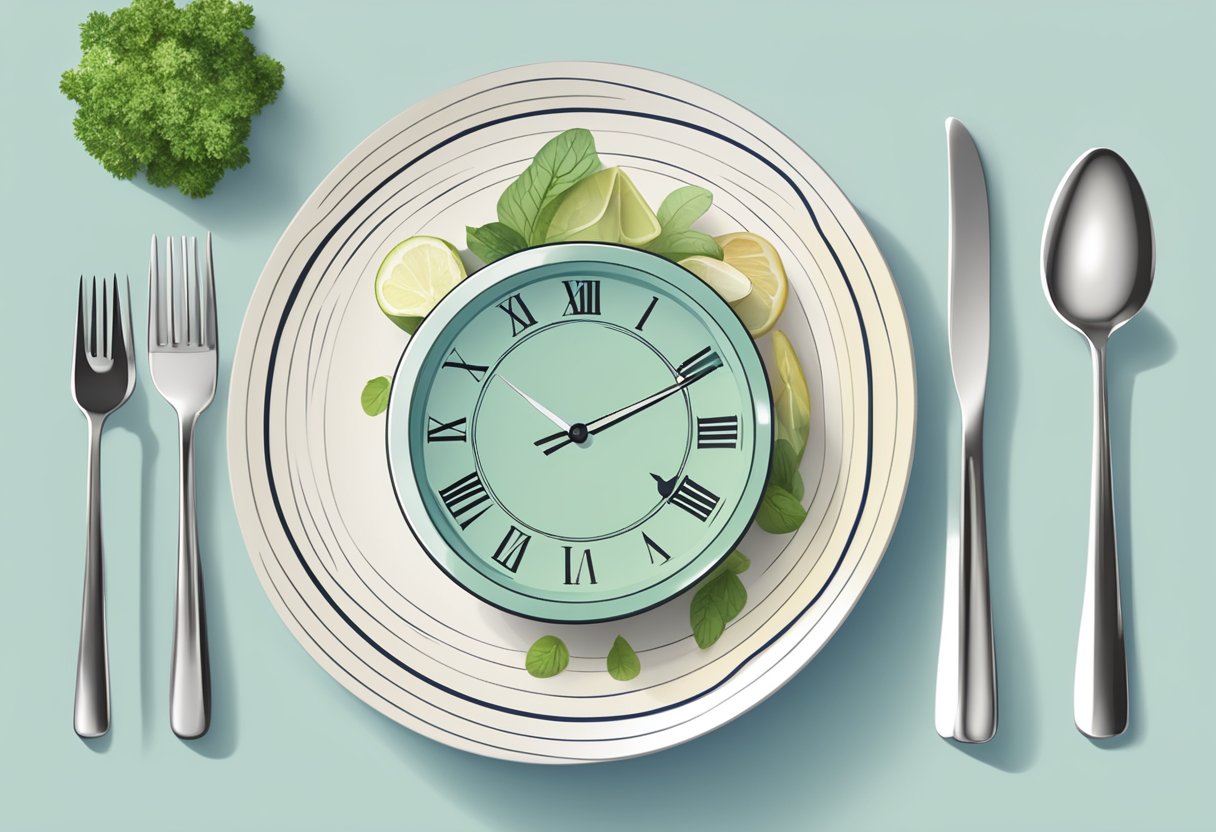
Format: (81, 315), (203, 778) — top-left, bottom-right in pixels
(60, 0), (284, 198)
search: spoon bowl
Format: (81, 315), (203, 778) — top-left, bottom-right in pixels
(1041, 147), (1154, 740)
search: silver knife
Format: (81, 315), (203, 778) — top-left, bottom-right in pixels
(935, 117), (997, 743)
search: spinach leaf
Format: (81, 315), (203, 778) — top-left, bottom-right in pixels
(525, 635), (570, 678)
(756, 484), (808, 534)
(360, 376), (391, 416)
(606, 636), (641, 681)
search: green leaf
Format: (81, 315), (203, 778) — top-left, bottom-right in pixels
(360, 376), (391, 416)
(646, 229), (724, 262)
(466, 222), (526, 264)
(724, 550), (751, 574)
(770, 439), (805, 501)
(606, 636), (641, 681)
(690, 570), (747, 649)
(496, 129), (601, 244)
(525, 635), (570, 678)
(756, 484), (808, 534)
(656, 185), (713, 231)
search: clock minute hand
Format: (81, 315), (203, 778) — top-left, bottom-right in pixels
(535, 350), (722, 455)
(498, 376), (571, 433)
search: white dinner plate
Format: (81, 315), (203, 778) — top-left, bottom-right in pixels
(228, 62), (915, 763)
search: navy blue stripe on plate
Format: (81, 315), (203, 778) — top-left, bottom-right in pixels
(261, 105), (874, 723)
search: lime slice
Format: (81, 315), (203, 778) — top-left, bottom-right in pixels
(678, 255), (752, 303)
(546, 167), (661, 246)
(375, 236), (466, 330)
(716, 232), (789, 337)
(769, 330), (811, 457)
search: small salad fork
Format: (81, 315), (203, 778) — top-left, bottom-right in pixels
(70, 275), (135, 738)
(148, 235), (217, 740)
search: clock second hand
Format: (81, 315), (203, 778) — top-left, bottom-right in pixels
(498, 376), (572, 434)
(536, 352), (722, 455)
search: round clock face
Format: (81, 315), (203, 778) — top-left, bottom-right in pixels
(388, 244), (772, 622)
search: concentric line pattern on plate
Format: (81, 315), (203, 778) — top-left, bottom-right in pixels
(228, 63), (915, 763)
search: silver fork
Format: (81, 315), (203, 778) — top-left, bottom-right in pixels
(148, 235), (217, 740)
(70, 275), (135, 738)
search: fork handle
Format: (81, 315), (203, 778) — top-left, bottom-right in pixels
(170, 415), (210, 739)
(75, 415), (110, 738)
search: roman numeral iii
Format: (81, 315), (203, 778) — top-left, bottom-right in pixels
(426, 416), (467, 443)
(562, 279), (601, 316)
(669, 476), (720, 522)
(492, 526), (530, 573)
(498, 293), (537, 336)
(437, 472), (491, 529)
(563, 546), (597, 585)
(696, 416), (738, 449)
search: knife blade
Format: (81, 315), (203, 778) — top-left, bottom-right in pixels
(935, 117), (997, 743)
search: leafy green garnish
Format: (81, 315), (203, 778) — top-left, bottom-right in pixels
(526, 635), (570, 678)
(756, 484), (808, 534)
(606, 636), (641, 681)
(360, 376), (391, 416)
(59, 0), (284, 199)
(722, 550), (751, 574)
(465, 222), (526, 265)
(646, 185), (723, 261)
(495, 128), (601, 245)
(690, 570), (748, 649)
(770, 439), (805, 501)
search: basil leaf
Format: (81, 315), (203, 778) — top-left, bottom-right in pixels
(466, 222), (526, 264)
(525, 635), (569, 678)
(756, 484), (808, 534)
(606, 635), (641, 681)
(770, 439), (805, 500)
(360, 376), (391, 416)
(656, 185), (713, 231)
(724, 550), (751, 574)
(690, 570), (747, 649)
(496, 128), (601, 244)
(646, 229), (723, 262)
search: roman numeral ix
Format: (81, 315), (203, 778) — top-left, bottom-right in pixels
(563, 546), (597, 585)
(562, 279), (601, 316)
(426, 416), (467, 443)
(498, 293), (537, 336)
(696, 415), (738, 449)
(669, 476), (720, 522)
(437, 472), (491, 530)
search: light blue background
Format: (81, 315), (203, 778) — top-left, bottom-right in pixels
(2, 1), (1212, 829)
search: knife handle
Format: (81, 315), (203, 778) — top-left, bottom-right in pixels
(935, 424), (997, 743)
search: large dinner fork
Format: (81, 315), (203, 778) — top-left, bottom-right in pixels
(148, 235), (217, 740)
(70, 275), (135, 738)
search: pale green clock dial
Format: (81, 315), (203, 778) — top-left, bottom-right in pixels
(388, 244), (772, 622)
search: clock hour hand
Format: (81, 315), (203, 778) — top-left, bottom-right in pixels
(498, 376), (571, 433)
(536, 348), (722, 455)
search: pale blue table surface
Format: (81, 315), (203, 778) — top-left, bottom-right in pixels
(2, 1), (1213, 829)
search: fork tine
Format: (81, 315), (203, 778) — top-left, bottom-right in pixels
(123, 277), (134, 367)
(180, 235), (193, 346)
(204, 232), (217, 349)
(89, 276), (98, 357)
(168, 235), (179, 345)
(148, 235), (160, 347)
(102, 276), (111, 359)
(189, 236), (202, 346)
(109, 274), (125, 362)
(75, 276), (87, 362)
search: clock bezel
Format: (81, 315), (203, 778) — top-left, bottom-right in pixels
(387, 243), (773, 623)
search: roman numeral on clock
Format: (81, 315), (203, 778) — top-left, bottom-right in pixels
(696, 415), (738, 449)
(669, 476), (719, 522)
(492, 525), (530, 573)
(676, 346), (723, 380)
(642, 532), (671, 565)
(562, 279), (601, 316)
(437, 471), (491, 529)
(635, 296), (658, 331)
(441, 348), (488, 382)
(426, 416), (467, 443)
(563, 546), (597, 585)
(498, 293), (537, 336)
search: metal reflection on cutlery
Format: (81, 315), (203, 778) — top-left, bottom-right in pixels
(936, 117), (997, 744)
(149, 234), (218, 740)
(70, 275), (135, 738)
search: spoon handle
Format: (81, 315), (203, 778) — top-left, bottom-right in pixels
(935, 420), (997, 743)
(1075, 340), (1128, 738)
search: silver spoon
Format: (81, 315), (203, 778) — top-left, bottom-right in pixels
(1041, 148), (1154, 739)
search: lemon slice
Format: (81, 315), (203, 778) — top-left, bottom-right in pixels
(717, 232), (789, 337)
(678, 255), (752, 303)
(546, 167), (661, 246)
(375, 236), (466, 330)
